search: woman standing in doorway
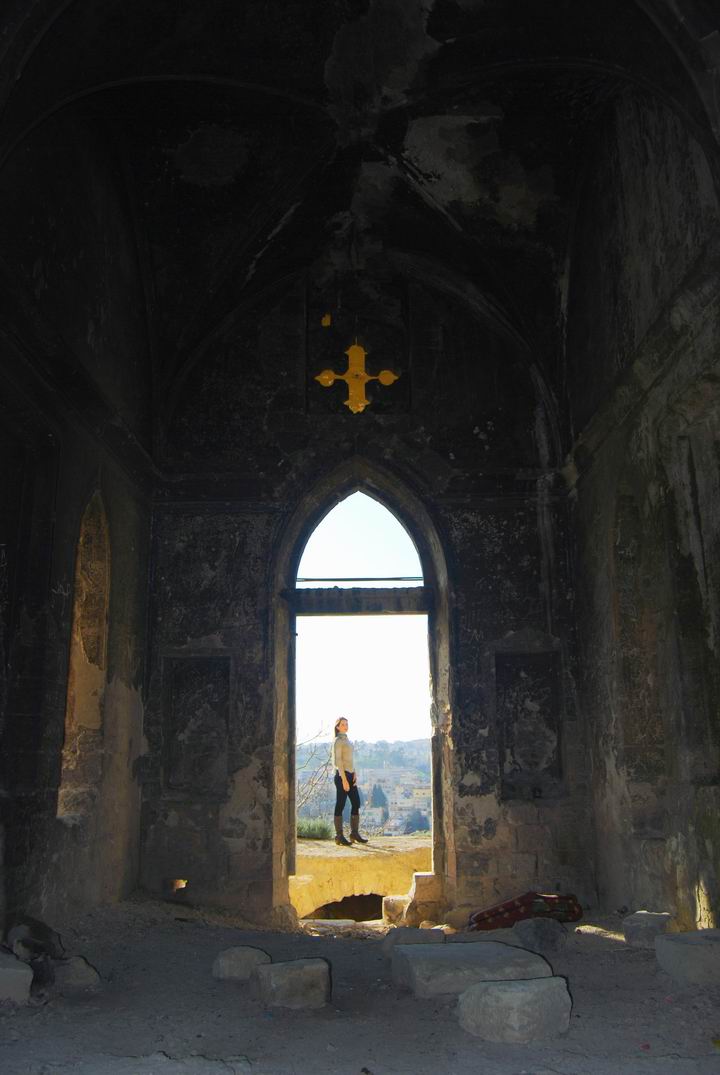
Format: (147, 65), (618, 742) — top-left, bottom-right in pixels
(332, 717), (368, 846)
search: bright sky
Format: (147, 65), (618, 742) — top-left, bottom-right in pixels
(297, 491), (423, 586)
(295, 493), (432, 743)
(296, 615), (431, 744)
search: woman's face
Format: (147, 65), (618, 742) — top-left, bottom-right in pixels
(337, 718), (349, 734)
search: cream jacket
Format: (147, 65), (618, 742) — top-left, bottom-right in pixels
(333, 733), (354, 773)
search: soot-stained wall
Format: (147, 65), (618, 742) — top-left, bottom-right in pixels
(0, 111), (152, 923)
(143, 268), (591, 917)
(568, 90), (720, 926)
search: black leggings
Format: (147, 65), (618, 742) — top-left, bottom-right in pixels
(334, 770), (361, 816)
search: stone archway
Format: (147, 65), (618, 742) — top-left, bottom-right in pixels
(271, 459), (454, 919)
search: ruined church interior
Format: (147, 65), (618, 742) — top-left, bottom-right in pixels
(1, 1), (719, 1072)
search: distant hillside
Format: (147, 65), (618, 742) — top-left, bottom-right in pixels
(296, 738), (430, 773)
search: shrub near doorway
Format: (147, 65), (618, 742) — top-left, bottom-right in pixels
(297, 818), (333, 840)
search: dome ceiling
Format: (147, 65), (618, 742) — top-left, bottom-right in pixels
(0, 0), (715, 403)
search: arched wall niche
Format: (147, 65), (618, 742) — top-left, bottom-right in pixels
(271, 458), (454, 916)
(57, 489), (110, 819)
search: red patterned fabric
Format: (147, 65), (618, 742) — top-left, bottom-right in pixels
(467, 891), (583, 931)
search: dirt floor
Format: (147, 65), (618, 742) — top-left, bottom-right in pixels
(1, 894), (719, 1075)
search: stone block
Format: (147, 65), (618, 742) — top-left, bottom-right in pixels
(515, 825), (552, 853)
(382, 895), (409, 925)
(212, 946), (271, 980)
(655, 929), (720, 986)
(382, 927), (445, 958)
(622, 911), (673, 949)
(391, 941), (551, 998)
(511, 917), (567, 954)
(446, 928), (518, 946)
(0, 950), (33, 1003)
(458, 976), (572, 1042)
(504, 852), (538, 877)
(502, 802), (540, 825)
(444, 906), (480, 929)
(53, 956), (101, 995)
(408, 872), (442, 902)
(253, 958), (331, 1009)
(403, 871), (443, 925)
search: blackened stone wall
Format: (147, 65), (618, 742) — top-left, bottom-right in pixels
(567, 90), (720, 925)
(143, 267), (591, 917)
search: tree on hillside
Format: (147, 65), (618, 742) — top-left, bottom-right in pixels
(370, 783), (389, 822)
(404, 809), (430, 834)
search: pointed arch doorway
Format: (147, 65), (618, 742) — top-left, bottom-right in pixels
(272, 462), (454, 920)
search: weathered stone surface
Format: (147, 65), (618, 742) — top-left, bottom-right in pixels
(655, 929), (720, 985)
(253, 958), (331, 1009)
(0, 950), (33, 1003)
(403, 871), (443, 926)
(392, 941), (552, 997)
(446, 928), (518, 946)
(382, 927), (445, 958)
(383, 896), (409, 925)
(302, 919), (355, 934)
(458, 976), (572, 1042)
(444, 907), (478, 930)
(53, 956), (101, 995)
(289, 836), (430, 919)
(212, 945), (271, 980)
(622, 911), (673, 949)
(512, 917), (567, 954)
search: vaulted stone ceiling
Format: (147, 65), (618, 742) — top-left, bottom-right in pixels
(0, 0), (717, 433)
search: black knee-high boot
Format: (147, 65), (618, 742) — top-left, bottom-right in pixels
(334, 815), (351, 846)
(350, 813), (368, 843)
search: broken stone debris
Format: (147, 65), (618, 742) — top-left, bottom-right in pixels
(512, 916), (567, 954)
(0, 949), (34, 1003)
(382, 895), (409, 925)
(4, 914), (65, 961)
(457, 975), (572, 1042)
(392, 940), (552, 998)
(212, 945), (271, 980)
(655, 929), (720, 986)
(302, 919), (356, 934)
(253, 957), (331, 1009)
(382, 926), (445, 957)
(53, 955), (102, 995)
(622, 910), (673, 949)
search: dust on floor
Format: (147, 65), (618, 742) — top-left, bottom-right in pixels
(1, 895), (718, 1075)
